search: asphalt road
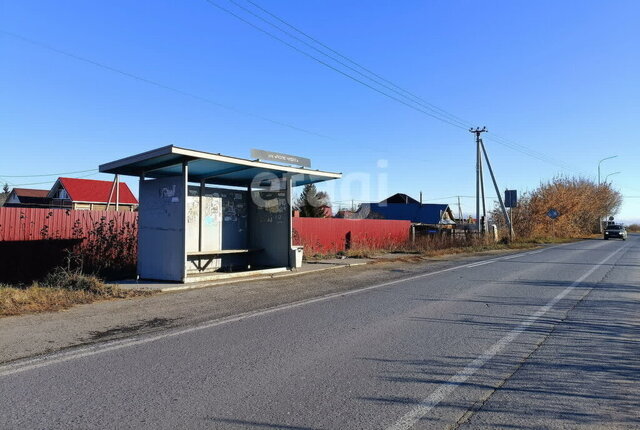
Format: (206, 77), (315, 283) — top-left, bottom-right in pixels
(1, 236), (639, 429)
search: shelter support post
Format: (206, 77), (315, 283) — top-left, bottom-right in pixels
(199, 180), (204, 253)
(181, 161), (189, 282)
(286, 175), (293, 269)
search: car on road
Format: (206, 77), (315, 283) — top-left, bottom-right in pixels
(604, 224), (627, 240)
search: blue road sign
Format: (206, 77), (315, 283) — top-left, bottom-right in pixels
(505, 190), (517, 208)
(547, 209), (559, 219)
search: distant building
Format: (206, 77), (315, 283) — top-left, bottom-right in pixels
(3, 177), (138, 211)
(320, 205), (333, 218)
(379, 193), (420, 205)
(4, 188), (51, 208)
(334, 209), (357, 219)
(354, 193), (456, 228)
(292, 205), (332, 218)
(48, 177), (138, 211)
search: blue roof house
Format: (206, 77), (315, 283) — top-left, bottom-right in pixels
(355, 193), (456, 226)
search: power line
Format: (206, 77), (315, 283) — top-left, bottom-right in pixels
(5, 172), (101, 187)
(208, 0), (574, 170)
(203, 0), (470, 131)
(4, 7), (579, 173)
(0, 30), (335, 141)
(227, 0), (473, 130)
(484, 133), (575, 170)
(0, 168), (98, 178)
(244, 0), (475, 129)
(255, 0), (576, 170)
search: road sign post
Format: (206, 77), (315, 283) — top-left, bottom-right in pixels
(505, 190), (517, 242)
(547, 209), (559, 238)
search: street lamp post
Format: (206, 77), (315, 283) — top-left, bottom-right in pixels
(597, 155), (618, 233)
(604, 171), (621, 183)
(598, 155), (618, 184)
(602, 171), (620, 230)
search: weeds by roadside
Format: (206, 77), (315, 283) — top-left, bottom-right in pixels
(0, 267), (152, 318)
(346, 237), (537, 259)
(306, 234), (585, 260)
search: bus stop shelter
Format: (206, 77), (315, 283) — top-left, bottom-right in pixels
(99, 145), (341, 283)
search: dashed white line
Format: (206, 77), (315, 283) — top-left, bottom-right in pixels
(385, 243), (627, 430)
(466, 260), (495, 268)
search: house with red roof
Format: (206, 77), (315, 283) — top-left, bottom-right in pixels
(3, 178), (138, 211)
(47, 177), (138, 211)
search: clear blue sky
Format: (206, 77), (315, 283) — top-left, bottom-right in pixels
(1, 0), (639, 222)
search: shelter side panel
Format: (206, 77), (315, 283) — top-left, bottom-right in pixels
(138, 176), (185, 281)
(249, 188), (289, 268)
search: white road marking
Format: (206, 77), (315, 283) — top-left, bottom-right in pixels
(0, 242), (574, 378)
(466, 260), (495, 268)
(385, 243), (627, 430)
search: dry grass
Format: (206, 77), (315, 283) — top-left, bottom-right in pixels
(418, 242), (537, 258)
(342, 248), (386, 258)
(407, 236), (545, 258)
(0, 269), (152, 318)
(333, 241), (537, 261)
(311, 233), (587, 260)
(404, 234), (536, 256)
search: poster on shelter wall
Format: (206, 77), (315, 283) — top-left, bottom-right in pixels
(201, 196), (222, 252)
(185, 195), (222, 253)
(253, 190), (288, 225)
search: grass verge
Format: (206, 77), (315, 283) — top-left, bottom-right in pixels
(0, 268), (152, 318)
(307, 235), (588, 260)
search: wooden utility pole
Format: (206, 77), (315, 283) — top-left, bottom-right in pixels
(470, 127), (488, 234)
(115, 174), (120, 211)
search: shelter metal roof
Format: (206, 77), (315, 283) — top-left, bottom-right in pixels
(99, 146), (341, 187)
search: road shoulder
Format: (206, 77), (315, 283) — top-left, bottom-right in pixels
(0, 246), (547, 364)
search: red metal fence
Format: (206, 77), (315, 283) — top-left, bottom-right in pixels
(292, 218), (411, 254)
(0, 208), (411, 281)
(0, 208), (138, 282)
(0, 208), (410, 254)
(0, 207), (137, 241)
